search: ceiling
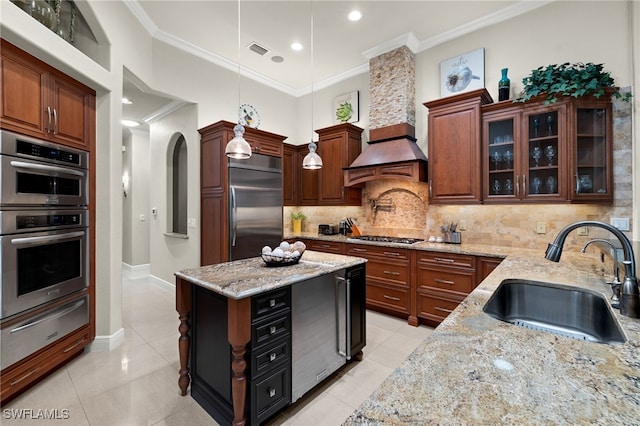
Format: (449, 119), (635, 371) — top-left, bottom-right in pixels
(121, 0), (551, 130)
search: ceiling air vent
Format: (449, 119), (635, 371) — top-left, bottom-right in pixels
(248, 42), (270, 56)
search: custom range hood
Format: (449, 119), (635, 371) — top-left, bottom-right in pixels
(344, 46), (427, 187)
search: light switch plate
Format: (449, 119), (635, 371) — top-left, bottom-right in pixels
(611, 217), (630, 231)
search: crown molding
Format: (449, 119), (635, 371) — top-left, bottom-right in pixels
(124, 0), (551, 97)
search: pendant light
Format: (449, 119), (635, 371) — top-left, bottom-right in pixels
(302, 3), (322, 169)
(225, 0), (252, 159)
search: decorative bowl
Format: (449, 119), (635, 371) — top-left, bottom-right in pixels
(261, 253), (301, 267)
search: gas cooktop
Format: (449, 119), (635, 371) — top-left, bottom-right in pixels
(348, 235), (425, 245)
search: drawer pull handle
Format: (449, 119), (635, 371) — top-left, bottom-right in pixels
(383, 270), (400, 276)
(434, 278), (455, 285)
(351, 248), (367, 252)
(269, 298), (276, 308)
(384, 252), (400, 256)
(383, 295), (401, 301)
(63, 338), (85, 353)
(270, 352), (277, 362)
(268, 388), (276, 398)
(434, 257), (455, 263)
(10, 367), (39, 386)
(435, 306), (454, 314)
(269, 325), (277, 335)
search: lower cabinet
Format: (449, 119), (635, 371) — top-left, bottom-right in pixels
(306, 239), (505, 327)
(346, 244), (411, 318)
(191, 286), (292, 426)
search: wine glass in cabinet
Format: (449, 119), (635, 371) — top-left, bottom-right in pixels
(482, 108), (519, 201)
(521, 105), (566, 201)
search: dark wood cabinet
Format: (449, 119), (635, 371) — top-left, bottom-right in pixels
(301, 239), (345, 255)
(0, 39), (95, 151)
(0, 40), (96, 404)
(477, 256), (503, 282)
(424, 89), (493, 204)
(414, 251), (476, 326)
(346, 244), (411, 320)
(285, 124), (362, 206)
(481, 96), (613, 204)
(282, 144), (299, 206)
(199, 120), (287, 265)
(190, 286), (291, 426)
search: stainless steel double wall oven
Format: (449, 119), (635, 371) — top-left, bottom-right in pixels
(0, 130), (90, 370)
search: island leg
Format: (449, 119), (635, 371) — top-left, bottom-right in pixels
(176, 278), (192, 396)
(228, 298), (251, 426)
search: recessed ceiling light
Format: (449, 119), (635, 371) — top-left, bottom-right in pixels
(122, 97), (133, 104)
(291, 42), (303, 51)
(348, 10), (362, 21)
(121, 119), (140, 127)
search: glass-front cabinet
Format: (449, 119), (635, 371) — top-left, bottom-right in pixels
(482, 96), (612, 204)
(570, 100), (613, 202)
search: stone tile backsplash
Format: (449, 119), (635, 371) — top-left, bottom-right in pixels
(285, 93), (633, 252)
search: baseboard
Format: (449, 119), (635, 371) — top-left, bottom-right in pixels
(89, 327), (125, 352)
(149, 275), (176, 294)
(122, 262), (151, 280)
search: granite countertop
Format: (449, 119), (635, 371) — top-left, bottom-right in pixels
(343, 248), (640, 425)
(174, 250), (366, 299)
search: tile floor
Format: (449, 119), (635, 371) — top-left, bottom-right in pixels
(2, 276), (433, 425)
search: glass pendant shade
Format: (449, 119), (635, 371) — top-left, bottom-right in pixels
(225, 123), (252, 159)
(302, 140), (322, 169)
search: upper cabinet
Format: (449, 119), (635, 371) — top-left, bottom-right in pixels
(483, 102), (568, 202)
(482, 96), (612, 204)
(285, 123), (362, 206)
(0, 40), (95, 151)
(424, 89), (493, 204)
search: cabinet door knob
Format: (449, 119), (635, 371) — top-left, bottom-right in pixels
(269, 298), (276, 308)
(268, 388), (276, 398)
(269, 325), (277, 335)
(269, 352), (277, 362)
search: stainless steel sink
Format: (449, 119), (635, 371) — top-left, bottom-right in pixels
(483, 279), (626, 344)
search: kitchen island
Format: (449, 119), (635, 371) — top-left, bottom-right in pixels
(343, 247), (640, 424)
(174, 250), (367, 426)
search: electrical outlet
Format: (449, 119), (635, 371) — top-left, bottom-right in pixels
(139, 214), (145, 222)
(611, 217), (630, 231)
(577, 226), (589, 236)
(458, 220), (467, 231)
(536, 222), (546, 234)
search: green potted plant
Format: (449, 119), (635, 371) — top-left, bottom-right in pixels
(516, 62), (632, 105)
(290, 211), (306, 234)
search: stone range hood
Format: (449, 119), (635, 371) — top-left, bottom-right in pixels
(343, 123), (427, 187)
(343, 46), (428, 187)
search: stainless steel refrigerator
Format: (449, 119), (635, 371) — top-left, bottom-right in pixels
(228, 153), (283, 261)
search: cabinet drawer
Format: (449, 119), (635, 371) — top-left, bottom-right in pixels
(347, 244), (409, 261)
(367, 260), (410, 287)
(1, 327), (89, 402)
(416, 251), (476, 270)
(252, 365), (291, 424)
(252, 288), (290, 320)
(252, 337), (290, 379)
(416, 291), (464, 324)
(366, 282), (409, 314)
(416, 267), (475, 295)
(305, 239), (344, 254)
(252, 314), (290, 349)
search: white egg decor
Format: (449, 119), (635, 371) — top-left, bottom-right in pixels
(261, 240), (306, 267)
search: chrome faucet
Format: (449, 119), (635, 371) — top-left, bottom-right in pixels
(545, 220), (639, 318)
(581, 239), (621, 308)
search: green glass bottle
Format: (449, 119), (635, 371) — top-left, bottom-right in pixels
(498, 68), (510, 101)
